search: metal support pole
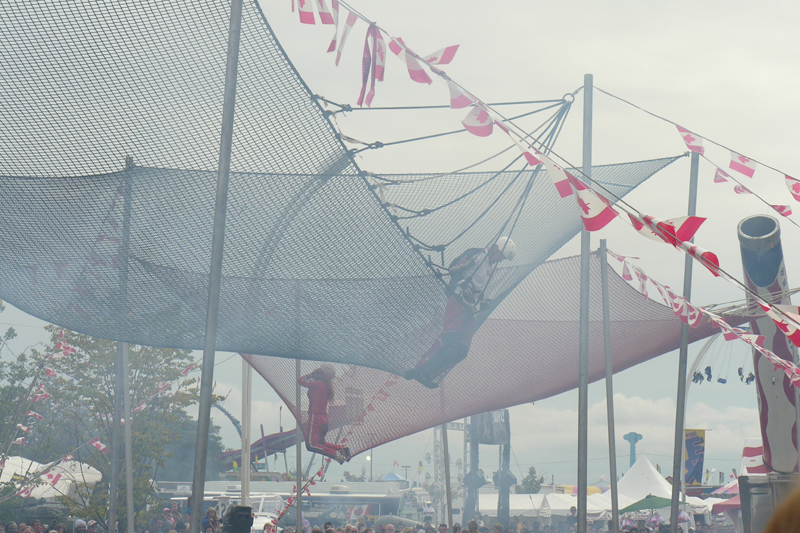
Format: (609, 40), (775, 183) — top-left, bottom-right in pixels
(296, 359), (303, 533)
(670, 151), (700, 533)
(111, 158), (134, 533)
(122, 343), (134, 533)
(599, 240), (619, 533)
(441, 423), (454, 527)
(190, 0), (243, 531)
(577, 72), (593, 533)
(110, 343), (123, 532)
(241, 359), (252, 506)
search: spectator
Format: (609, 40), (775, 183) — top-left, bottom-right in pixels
(75, 521), (88, 533)
(86, 522), (98, 533)
(438, 524), (448, 533)
(32, 521), (43, 533)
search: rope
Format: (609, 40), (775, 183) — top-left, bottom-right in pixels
(315, 95), (566, 113)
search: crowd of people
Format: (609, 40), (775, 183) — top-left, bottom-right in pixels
(0, 519), (102, 533)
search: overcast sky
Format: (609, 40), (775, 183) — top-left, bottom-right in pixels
(4, 0), (800, 490)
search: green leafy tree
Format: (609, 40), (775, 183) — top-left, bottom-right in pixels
(515, 466), (544, 494)
(11, 327), (224, 530)
(158, 411), (225, 481)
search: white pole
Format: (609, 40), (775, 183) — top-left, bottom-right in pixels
(242, 359), (252, 506)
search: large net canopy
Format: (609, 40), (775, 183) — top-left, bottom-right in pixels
(2, 0), (680, 378)
(245, 253), (746, 456)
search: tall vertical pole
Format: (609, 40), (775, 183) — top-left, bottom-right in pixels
(296, 359), (303, 533)
(122, 344), (134, 533)
(110, 346), (123, 533)
(190, 0), (244, 531)
(111, 160), (135, 533)
(242, 360), (252, 506)
(441, 424), (454, 527)
(577, 73), (593, 533)
(599, 240), (619, 533)
(669, 151), (699, 533)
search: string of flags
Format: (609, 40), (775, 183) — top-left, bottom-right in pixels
(268, 458), (330, 531)
(675, 125), (795, 219)
(1, 330), (197, 499)
(607, 250), (800, 387)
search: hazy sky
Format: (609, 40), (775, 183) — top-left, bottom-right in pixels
(4, 0), (800, 491)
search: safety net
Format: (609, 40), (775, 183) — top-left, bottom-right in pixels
(244, 252), (746, 456)
(1, 0), (681, 377)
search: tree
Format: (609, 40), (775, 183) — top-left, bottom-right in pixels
(515, 466), (544, 494)
(157, 411), (225, 481)
(1, 326), (223, 530)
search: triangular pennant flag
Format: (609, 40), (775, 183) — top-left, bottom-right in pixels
(714, 168), (729, 183)
(632, 266), (649, 300)
(16, 424), (30, 433)
(758, 302), (800, 348)
(730, 151), (756, 178)
(25, 411), (43, 421)
(461, 106), (493, 137)
(676, 126), (704, 155)
(734, 184), (752, 195)
(629, 214), (705, 246)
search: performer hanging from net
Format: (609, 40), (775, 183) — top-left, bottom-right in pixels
(405, 237), (517, 388)
(298, 364), (351, 464)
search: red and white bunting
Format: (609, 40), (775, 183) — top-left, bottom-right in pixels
(16, 424), (30, 433)
(772, 205), (792, 217)
(25, 411), (43, 421)
(537, 152), (575, 199)
(785, 176), (800, 202)
(679, 241), (720, 277)
(180, 365), (194, 377)
(676, 126), (704, 155)
(621, 262), (633, 282)
(326, 0), (339, 52)
(44, 471), (62, 485)
(335, 12), (358, 66)
(566, 174), (617, 232)
(156, 381), (173, 394)
(424, 45), (459, 65)
(730, 151), (756, 178)
(447, 80), (473, 109)
(632, 266), (648, 299)
(44, 367), (56, 378)
(12, 437), (25, 445)
(504, 133), (542, 167)
(15, 485), (33, 498)
(734, 184), (752, 195)
(315, 0), (334, 25)
(461, 106), (493, 137)
(298, 0), (315, 24)
(32, 393), (51, 402)
(757, 301), (800, 348)
(714, 168), (730, 183)
(629, 214), (706, 246)
(36, 383), (45, 393)
(388, 38), (432, 84)
(133, 401), (147, 412)
(89, 436), (109, 454)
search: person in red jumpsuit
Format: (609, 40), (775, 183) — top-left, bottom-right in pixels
(298, 364), (350, 464)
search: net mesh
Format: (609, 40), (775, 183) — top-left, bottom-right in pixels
(245, 253), (746, 456)
(1, 0), (681, 376)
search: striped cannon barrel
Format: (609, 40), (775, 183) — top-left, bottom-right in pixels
(738, 215), (798, 473)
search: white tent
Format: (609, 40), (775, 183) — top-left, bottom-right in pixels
(617, 455), (673, 501)
(543, 493), (606, 520)
(479, 493), (547, 517)
(587, 492), (638, 513)
(1, 456), (102, 499)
